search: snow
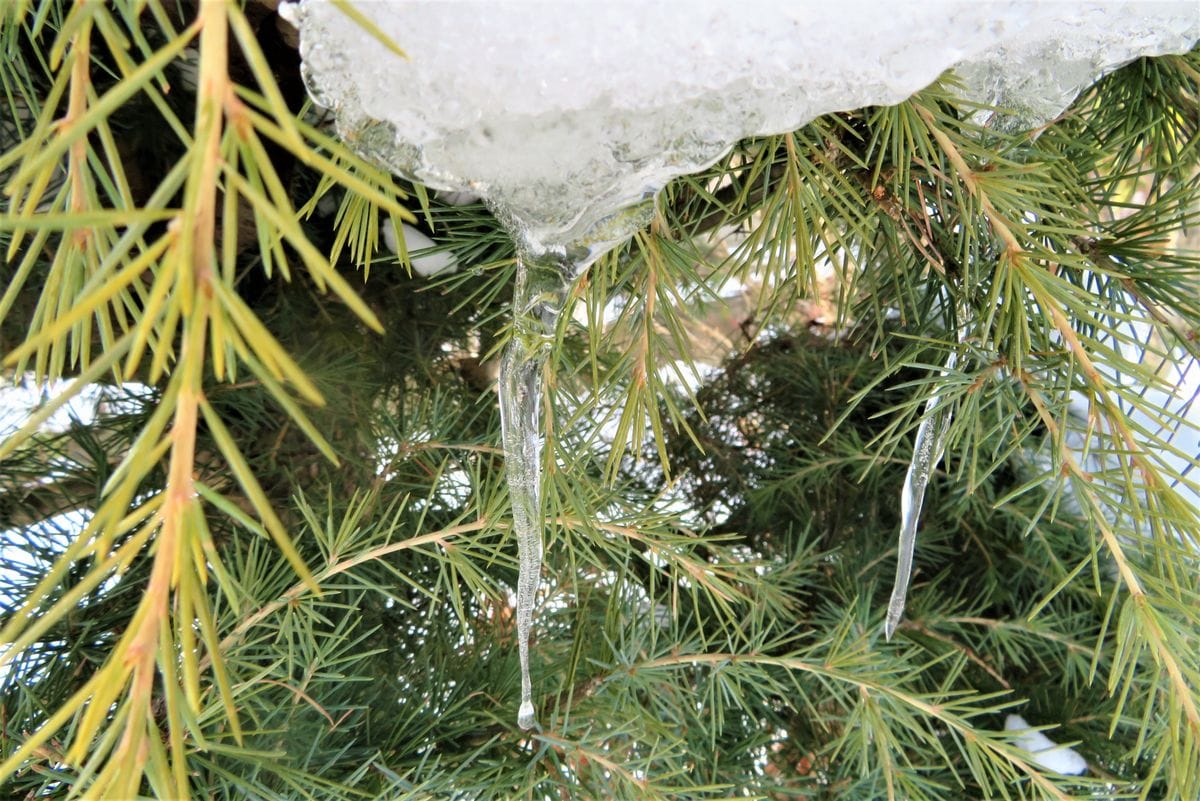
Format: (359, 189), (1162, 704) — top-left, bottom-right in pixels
(1053, 325), (1200, 527)
(436, 189), (479, 207)
(1112, 334), (1200, 514)
(1004, 714), (1089, 775)
(2, 377), (106, 439)
(382, 220), (460, 277)
(289, 1), (1197, 256)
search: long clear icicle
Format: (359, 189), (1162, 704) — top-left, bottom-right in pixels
(498, 250), (575, 730)
(885, 305), (966, 640)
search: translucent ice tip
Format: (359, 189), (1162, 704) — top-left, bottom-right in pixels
(517, 701), (537, 730)
(884, 610), (902, 642)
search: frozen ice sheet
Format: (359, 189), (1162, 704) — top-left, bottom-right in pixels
(289, 1), (1197, 255)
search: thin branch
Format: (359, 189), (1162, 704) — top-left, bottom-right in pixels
(211, 517), (491, 664)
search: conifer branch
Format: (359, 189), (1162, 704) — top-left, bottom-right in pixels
(1, 6), (1196, 798)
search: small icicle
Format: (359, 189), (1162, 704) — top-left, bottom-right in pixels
(885, 307), (966, 640)
(498, 249), (576, 730)
(500, 330), (544, 730)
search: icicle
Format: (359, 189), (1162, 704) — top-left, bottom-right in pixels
(495, 203), (652, 730)
(498, 249), (576, 730)
(884, 306), (966, 640)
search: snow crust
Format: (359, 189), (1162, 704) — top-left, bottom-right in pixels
(383, 221), (459, 277)
(290, 1), (1196, 256)
(1004, 714), (1089, 775)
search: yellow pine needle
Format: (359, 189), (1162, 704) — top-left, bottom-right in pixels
(199, 398), (320, 594)
(0, 331), (133, 460)
(177, 546), (202, 714)
(225, 168), (385, 332)
(146, 294), (182, 383)
(241, 350), (340, 464)
(194, 578), (244, 744)
(0, 513), (156, 672)
(123, 232), (180, 379)
(211, 278), (325, 403)
(4, 20), (200, 196)
(5, 234), (171, 365)
(225, 2), (306, 154)
(247, 107), (415, 224)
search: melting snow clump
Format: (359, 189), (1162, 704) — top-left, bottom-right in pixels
(1005, 714), (1089, 775)
(287, 1), (1196, 257)
(383, 221), (459, 277)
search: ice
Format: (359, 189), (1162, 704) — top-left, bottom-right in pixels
(498, 250), (580, 730)
(1005, 714), (1089, 775)
(954, 6), (1200, 130)
(885, 347), (958, 640)
(885, 293), (968, 639)
(289, 1), (1196, 256)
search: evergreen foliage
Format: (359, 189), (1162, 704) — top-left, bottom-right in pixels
(0, 2), (1197, 799)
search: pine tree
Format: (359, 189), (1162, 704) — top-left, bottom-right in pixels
(1, 2), (1198, 799)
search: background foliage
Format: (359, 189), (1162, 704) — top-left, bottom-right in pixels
(1, 1), (1198, 799)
